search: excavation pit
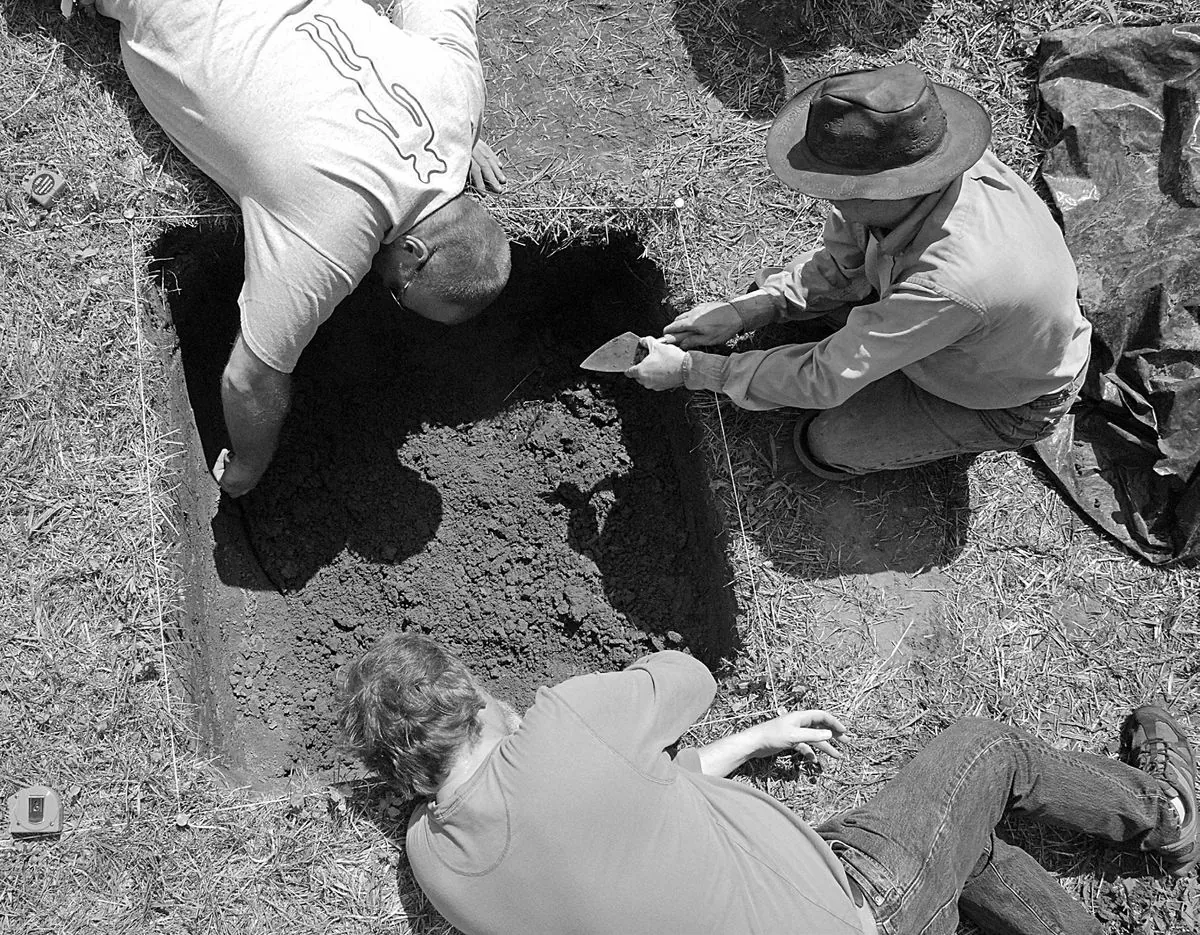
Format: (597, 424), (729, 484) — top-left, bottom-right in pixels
(157, 226), (739, 781)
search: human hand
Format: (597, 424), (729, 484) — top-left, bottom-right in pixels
(747, 710), (847, 763)
(469, 139), (507, 193)
(624, 337), (686, 391)
(660, 300), (742, 350)
(212, 448), (266, 499)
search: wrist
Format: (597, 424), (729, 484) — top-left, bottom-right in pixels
(698, 729), (762, 777)
(727, 291), (781, 330)
(682, 351), (729, 393)
(737, 723), (772, 760)
(717, 300), (743, 330)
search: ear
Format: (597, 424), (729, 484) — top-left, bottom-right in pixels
(395, 235), (431, 270)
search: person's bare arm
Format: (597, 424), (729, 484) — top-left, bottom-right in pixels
(696, 709), (846, 778)
(215, 333), (291, 498)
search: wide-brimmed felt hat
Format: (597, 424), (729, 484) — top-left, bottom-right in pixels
(767, 64), (992, 200)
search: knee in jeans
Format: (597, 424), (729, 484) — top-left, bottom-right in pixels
(942, 717), (1018, 745)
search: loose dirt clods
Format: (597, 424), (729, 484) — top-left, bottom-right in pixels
(160, 227), (737, 778)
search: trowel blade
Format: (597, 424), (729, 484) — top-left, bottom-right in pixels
(580, 332), (646, 372)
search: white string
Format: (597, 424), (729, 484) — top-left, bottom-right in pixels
(128, 222), (183, 806)
(672, 205), (780, 713)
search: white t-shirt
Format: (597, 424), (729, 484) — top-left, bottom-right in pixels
(99, 0), (484, 372)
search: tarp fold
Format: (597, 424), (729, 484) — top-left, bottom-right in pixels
(1034, 24), (1200, 563)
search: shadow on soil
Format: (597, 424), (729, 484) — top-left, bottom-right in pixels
(691, 316), (973, 669)
(338, 789), (463, 935)
(734, 318), (973, 579)
(155, 224), (741, 779)
(670, 0), (934, 118)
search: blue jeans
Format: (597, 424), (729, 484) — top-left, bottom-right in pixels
(805, 369), (1085, 476)
(817, 719), (1182, 935)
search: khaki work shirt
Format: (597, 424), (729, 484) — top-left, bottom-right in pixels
(684, 151), (1092, 411)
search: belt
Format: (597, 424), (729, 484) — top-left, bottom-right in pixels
(1028, 361), (1089, 409)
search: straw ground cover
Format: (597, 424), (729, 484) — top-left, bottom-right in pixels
(2, 1), (1199, 933)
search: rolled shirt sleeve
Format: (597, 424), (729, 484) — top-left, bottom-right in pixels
(685, 284), (981, 410)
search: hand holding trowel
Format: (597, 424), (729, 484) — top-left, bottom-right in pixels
(580, 332), (688, 390)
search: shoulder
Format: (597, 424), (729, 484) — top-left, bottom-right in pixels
(904, 153), (1075, 306)
(550, 652), (714, 709)
(526, 652), (715, 747)
(951, 152), (1066, 252)
(237, 199), (379, 372)
(404, 801), (436, 870)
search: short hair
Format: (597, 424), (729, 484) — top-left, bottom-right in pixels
(407, 195), (511, 319)
(337, 632), (485, 799)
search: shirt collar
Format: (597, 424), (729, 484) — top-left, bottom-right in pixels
(432, 733), (508, 820)
(873, 175), (963, 256)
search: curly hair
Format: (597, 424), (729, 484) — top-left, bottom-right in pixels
(337, 632), (485, 800)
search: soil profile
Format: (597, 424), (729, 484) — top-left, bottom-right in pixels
(157, 226), (739, 780)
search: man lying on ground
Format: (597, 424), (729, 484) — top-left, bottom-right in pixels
(338, 633), (1196, 934)
(626, 64), (1091, 480)
(96, 0), (511, 496)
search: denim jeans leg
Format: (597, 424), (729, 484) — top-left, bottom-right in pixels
(805, 372), (1072, 474)
(958, 836), (1102, 935)
(816, 718), (1179, 935)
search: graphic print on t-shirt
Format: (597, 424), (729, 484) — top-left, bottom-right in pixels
(296, 14), (448, 184)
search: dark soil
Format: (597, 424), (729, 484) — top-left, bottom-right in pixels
(156, 227), (738, 780)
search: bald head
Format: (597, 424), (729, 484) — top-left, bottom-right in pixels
(374, 195), (511, 324)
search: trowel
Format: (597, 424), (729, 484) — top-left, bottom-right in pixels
(580, 332), (648, 372)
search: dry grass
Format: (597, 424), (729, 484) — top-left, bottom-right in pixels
(3, 0), (1200, 933)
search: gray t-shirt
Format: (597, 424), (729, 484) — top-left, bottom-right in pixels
(98, 0), (484, 372)
(407, 651), (867, 934)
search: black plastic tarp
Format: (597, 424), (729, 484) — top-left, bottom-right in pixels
(1034, 24), (1200, 564)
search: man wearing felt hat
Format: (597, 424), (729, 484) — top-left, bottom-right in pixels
(627, 64), (1092, 480)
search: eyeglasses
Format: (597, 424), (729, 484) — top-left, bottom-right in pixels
(387, 235), (431, 313)
(389, 282), (415, 313)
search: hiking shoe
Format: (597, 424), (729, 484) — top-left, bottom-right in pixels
(1120, 705), (1198, 877)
